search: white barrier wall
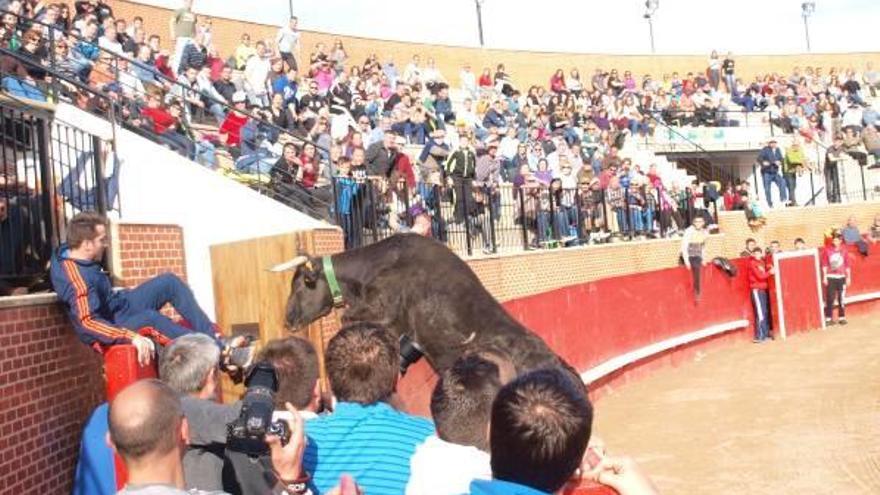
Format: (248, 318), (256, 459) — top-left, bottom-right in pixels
(54, 104), (330, 319)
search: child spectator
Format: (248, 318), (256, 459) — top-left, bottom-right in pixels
(749, 247), (774, 343)
(821, 231), (851, 325)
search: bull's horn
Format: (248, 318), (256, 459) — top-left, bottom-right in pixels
(267, 255), (309, 272)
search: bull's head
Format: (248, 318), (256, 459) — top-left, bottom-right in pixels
(269, 255), (334, 330)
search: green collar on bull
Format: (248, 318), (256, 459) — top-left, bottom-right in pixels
(323, 256), (344, 307)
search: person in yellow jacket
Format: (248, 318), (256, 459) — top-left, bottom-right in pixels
(783, 138), (808, 206)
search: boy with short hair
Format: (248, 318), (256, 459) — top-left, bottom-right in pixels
(748, 247), (774, 343)
(821, 231), (852, 325)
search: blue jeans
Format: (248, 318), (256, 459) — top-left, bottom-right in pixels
(114, 273), (219, 346)
(762, 172), (787, 206)
(629, 207), (645, 232)
(751, 289), (770, 340)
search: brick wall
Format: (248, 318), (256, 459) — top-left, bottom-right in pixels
(0, 296), (104, 495)
(107, 0), (880, 89)
(0, 221), (189, 494)
(113, 223), (187, 288)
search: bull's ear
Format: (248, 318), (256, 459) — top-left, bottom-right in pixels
(302, 260), (319, 285)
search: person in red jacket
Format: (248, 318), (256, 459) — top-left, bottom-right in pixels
(821, 230), (852, 325)
(749, 247), (774, 343)
(218, 91), (250, 155)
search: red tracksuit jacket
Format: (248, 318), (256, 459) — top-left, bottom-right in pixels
(749, 257), (772, 290)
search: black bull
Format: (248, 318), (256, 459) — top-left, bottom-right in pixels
(277, 233), (581, 380)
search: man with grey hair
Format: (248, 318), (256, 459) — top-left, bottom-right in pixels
(159, 333), (241, 492)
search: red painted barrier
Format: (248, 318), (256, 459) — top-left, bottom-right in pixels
(503, 260), (753, 375)
(772, 251), (824, 337)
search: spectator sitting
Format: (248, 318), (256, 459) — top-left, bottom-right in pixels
(97, 22), (122, 54)
(302, 323), (435, 494)
(159, 334), (241, 492)
(212, 64), (237, 103)
(218, 91), (250, 156)
(841, 215), (869, 256)
(407, 353), (515, 495)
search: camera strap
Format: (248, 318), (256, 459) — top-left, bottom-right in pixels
(322, 256), (344, 307)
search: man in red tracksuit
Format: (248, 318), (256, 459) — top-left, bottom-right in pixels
(749, 247), (774, 343)
(821, 230), (852, 325)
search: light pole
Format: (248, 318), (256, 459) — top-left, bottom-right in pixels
(475, 0), (485, 47)
(288, 0), (294, 19)
(801, 1), (816, 52)
(644, 0), (659, 54)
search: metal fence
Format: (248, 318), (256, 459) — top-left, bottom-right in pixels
(332, 177), (715, 256)
(0, 101), (115, 292)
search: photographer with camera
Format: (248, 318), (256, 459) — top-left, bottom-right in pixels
(224, 337), (324, 494)
(159, 334), (242, 492)
(109, 379), (310, 495)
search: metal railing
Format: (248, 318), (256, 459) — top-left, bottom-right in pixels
(332, 177), (713, 256)
(0, 8), (335, 222)
(0, 97), (116, 291)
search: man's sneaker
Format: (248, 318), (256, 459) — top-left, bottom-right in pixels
(752, 338), (763, 344)
(839, 318), (848, 325)
(826, 319), (836, 326)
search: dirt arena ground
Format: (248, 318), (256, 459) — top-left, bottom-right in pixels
(594, 313), (880, 495)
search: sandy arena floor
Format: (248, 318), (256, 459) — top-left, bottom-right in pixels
(594, 313), (880, 495)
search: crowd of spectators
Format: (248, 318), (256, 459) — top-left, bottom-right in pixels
(0, 0), (878, 251)
(90, 324), (659, 495)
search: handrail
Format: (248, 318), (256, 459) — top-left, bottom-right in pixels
(0, 8), (329, 155)
(642, 111), (737, 184)
(0, 45), (335, 221)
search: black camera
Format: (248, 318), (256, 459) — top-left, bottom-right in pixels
(399, 334), (424, 375)
(227, 362), (291, 456)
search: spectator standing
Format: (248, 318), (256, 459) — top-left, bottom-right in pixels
(680, 216), (709, 300)
(158, 334), (241, 491)
(407, 354), (512, 495)
(869, 214), (880, 241)
(302, 324), (434, 495)
(365, 131), (397, 178)
(244, 40), (271, 107)
(824, 135), (846, 204)
(471, 368), (657, 495)
(445, 134), (478, 223)
(707, 50), (721, 90)
(783, 138), (807, 206)
(460, 63), (477, 98)
(748, 247), (774, 343)
(234, 33), (256, 70)
(821, 231), (851, 325)
(721, 51), (736, 94)
(757, 139), (787, 207)
(177, 31), (208, 75)
(108, 379), (310, 495)
(169, 0), (196, 76)
(276, 16), (300, 71)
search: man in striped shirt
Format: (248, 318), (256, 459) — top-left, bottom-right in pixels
(49, 212), (253, 368)
(302, 323), (434, 494)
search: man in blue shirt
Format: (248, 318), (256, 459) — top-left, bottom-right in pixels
(757, 139), (787, 207)
(303, 323), (434, 494)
